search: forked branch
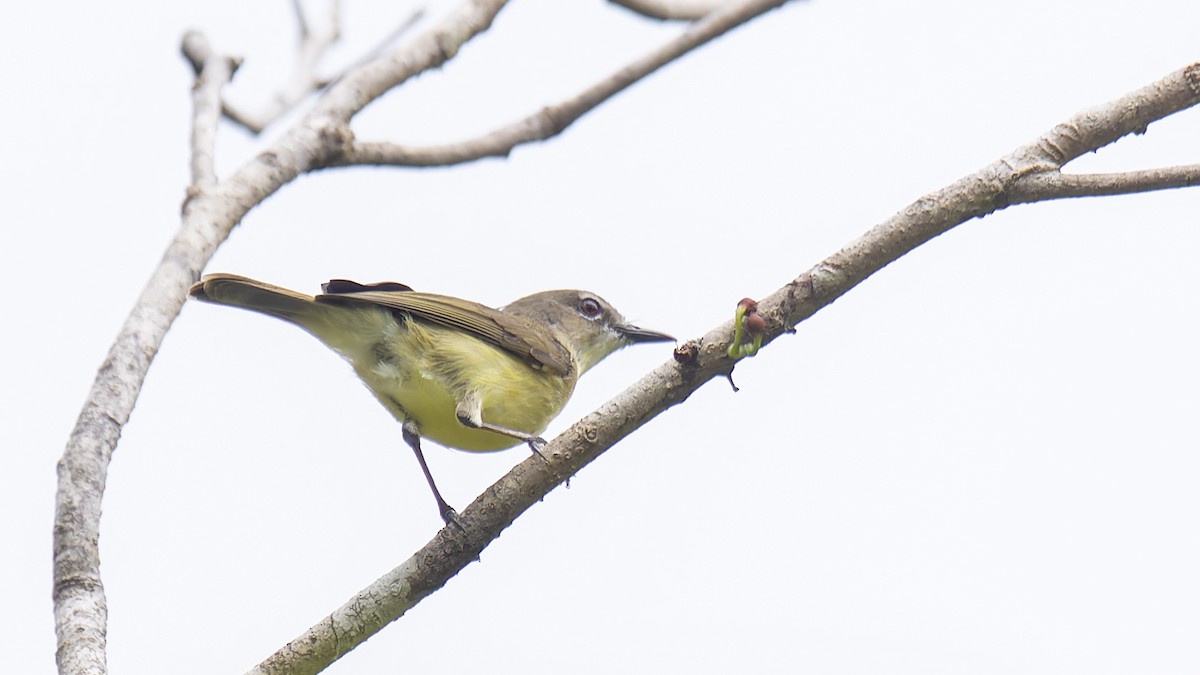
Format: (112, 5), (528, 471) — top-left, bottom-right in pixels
(219, 1), (424, 133)
(330, 0), (793, 167)
(50, 2), (802, 674)
(246, 61), (1200, 675)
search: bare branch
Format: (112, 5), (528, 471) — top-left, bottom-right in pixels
(329, 0), (343, 38)
(248, 60), (1200, 675)
(220, 100), (266, 132)
(321, 7), (426, 88)
(54, 1), (806, 672)
(997, 64), (1200, 204)
(306, 0), (510, 127)
(180, 31), (239, 186)
(51, 31), (245, 675)
(223, 2), (425, 134)
(609, 0), (727, 21)
(292, 0), (316, 38)
(52, 32), (243, 675)
(51, 4), (516, 674)
(331, 0), (795, 168)
(1011, 164), (1200, 201)
(223, 0), (344, 133)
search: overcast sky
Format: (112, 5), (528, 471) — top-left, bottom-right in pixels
(6, 1), (1200, 673)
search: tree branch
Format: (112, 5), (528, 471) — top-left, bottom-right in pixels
(1000, 64), (1200, 203)
(52, 1), (803, 673)
(221, 0), (343, 133)
(51, 4), (514, 675)
(330, 0), (795, 168)
(609, 0), (727, 21)
(245, 59), (1200, 675)
(222, 2), (425, 134)
(51, 30), (241, 675)
(181, 31), (240, 185)
(1011, 165), (1200, 201)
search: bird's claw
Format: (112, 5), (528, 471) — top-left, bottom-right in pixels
(439, 504), (465, 532)
(527, 436), (549, 461)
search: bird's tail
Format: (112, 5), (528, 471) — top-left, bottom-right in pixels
(189, 274), (331, 330)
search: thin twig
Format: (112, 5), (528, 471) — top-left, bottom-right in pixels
(1011, 165), (1200, 201)
(223, 0), (344, 133)
(609, 0), (726, 21)
(181, 31), (239, 185)
(318, 6), (426, 88)
(331, 0), (796, 168)
(246, 60), (1200, 675)
(224, 2), (425, 133)
(293, 0), (313, 38)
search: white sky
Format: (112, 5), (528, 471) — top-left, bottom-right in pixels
(5, 1), (1200, 673)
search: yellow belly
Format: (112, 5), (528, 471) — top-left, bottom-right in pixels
(324, 311), (575, 452)
(383, 369), (557, 451)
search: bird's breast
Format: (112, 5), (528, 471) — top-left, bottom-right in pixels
(351, 316), (576, 452)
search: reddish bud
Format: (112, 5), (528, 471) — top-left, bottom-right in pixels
(746, 312), (766, 335)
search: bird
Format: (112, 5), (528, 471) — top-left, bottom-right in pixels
(188, 273), (673, 524)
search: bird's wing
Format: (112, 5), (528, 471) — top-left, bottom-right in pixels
(316, 280), (572, 376)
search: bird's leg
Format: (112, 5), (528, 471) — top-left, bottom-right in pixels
(402, 420), (463, 530)
(454, 398), (548, 460)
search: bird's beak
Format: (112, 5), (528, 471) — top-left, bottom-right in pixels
(616, 324), (675, 344)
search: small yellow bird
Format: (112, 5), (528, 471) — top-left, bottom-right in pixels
(188, 274), (673, 523)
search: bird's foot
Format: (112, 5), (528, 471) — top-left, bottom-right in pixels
(527, 436), (548, 462)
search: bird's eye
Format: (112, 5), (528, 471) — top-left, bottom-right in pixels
(578, 297), (602, 319)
